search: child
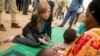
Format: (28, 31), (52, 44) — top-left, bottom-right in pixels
(36, 48), (60, 56)
(61, 5), (66, 20)
(52, 28), (77, 55)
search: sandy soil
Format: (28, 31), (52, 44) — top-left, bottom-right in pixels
(0, 11), (32, 52)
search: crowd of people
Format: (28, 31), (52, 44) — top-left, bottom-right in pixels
(1, 0), (100, 56)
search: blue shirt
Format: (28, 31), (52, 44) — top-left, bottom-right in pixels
(39, 21), (47, 34)
(69, 0), (83, 11)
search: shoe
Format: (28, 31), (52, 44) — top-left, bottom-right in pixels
(3, 36), (16, 43)
(23, 13), (28, 15)
(11, 23), (21, 28)
(0, 40), (3, 45)
(0, 24), (6, 31)
(6, 11), (10, 14)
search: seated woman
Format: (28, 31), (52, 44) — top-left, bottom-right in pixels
(64, 0), (100, 56)
(5, 2), (51, 46)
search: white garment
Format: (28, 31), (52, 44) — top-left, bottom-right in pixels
(28, 4), (33, 12)
(77, 5), (84, 13)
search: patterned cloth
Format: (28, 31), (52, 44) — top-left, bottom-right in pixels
(52, 43), (68, 50)
(64, 28), (100, 56)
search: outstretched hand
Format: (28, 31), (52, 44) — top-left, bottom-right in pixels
(38, 38), (49, 45)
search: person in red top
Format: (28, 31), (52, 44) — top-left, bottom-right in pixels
(64, 0), (100, 56)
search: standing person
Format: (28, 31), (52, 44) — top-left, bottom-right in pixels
(64, 0), (100, 56)
(16, 0), (23, 11)
(74, 5), (85, 25)
(61, 5), (66, 20)
(59, 0), (83, 28)
(57, 1), (64, 19)
(32, 0), (40, 11)
(47, 0), (55, 13)
(23, 0), (31, 15)
(4, 0), (10, 13)
(0, 0), (21, 31)
(5, 2), (51, 46)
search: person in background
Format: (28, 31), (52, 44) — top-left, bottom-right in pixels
(64, 0), (100, 56)
(16, 0), (23, 11)
(32, 0), (40, 11)
(0, 0), (21, 31)
(4, 2), (51, 47)
(57, 1), (64, 20)
(74, 4), (85, 25)
(77, 19), (85, 35)
(3, 0), (10, 13)
(61, 5), (66, 20)
(23, 0), (31, 15)
(59, 0), (83, 28)
(47, 0), (55, 13)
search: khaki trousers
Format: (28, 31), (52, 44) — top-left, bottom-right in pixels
(0, 0), (18, 24)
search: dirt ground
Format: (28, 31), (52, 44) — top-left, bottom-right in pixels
(0, 10), (85, 52)
(0, 11), (32, 52)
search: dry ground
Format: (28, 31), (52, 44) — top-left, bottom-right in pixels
(0, 11), (32, 52)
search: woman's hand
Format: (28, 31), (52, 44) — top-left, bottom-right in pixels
(38, 38), (49, 45)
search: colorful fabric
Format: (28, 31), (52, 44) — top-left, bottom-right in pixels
(62, 6), (66, 13)
(64, 28), (100, 56)
(52, 43), (68, 50)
